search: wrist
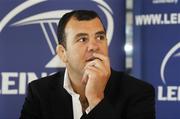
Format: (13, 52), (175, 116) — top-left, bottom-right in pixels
(87, 94), (104, 109)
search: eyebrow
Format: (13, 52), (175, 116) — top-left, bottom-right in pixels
(75, 33), (88, 38)
(95, 31), (106, 35)
(75, 31), (106, 39)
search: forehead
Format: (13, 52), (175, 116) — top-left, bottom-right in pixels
(65, 17), (105, 35)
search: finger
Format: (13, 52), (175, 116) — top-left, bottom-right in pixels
(86, 64), (100, 73)
(84, 59), (103, 71)
(85, 61), (96, 67)
(93, 53), (110, 68)
(84, 66), (100, 80)
(93, 53), (108, 62)
(91, 59), (104, 69)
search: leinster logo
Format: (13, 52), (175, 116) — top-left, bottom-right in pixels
(158, 42), (180, 101)
(0, 0), (114, 68)
(160, 42), (180, 84)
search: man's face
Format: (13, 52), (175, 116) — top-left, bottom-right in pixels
(60, 17), (109, 76)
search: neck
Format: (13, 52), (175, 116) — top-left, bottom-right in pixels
(66, 68), (89, 111)
(67, 68), (86, 98)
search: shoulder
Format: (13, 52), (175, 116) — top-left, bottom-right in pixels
(28, 71), (64, 90)
(122, 72), (154, 91)
(110, 70), (155, 95)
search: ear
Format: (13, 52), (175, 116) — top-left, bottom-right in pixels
(56, 45), (68, 63)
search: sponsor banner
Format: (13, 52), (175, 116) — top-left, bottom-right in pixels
(133, 0), (180, 119)
(0, 0), (125, 118)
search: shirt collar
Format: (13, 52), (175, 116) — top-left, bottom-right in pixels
(63, 69), (79, 96)
(63, 69), (93, 114)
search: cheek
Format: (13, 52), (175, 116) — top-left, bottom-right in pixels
(67, 47), (85, 60)
(67, 42), (88, 58)
(100, 44), (109, 55)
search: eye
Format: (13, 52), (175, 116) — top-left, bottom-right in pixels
(96, 35), (106, 41)
(78, 37), (88, 42)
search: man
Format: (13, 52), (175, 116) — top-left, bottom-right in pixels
(20, 10), (155, 119)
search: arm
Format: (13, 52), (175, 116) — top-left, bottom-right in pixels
(82, 53), (111, 111)
(81, 53), (116, 119)
(81, 75), (155, 119)
(81, 98), (116, 119)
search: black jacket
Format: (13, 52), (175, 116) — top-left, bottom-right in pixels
(20, 70), (155, 119)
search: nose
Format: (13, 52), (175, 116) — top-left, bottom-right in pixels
(87, 39), (99, 52)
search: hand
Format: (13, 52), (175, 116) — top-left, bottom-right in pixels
(82, 53), (111, 109)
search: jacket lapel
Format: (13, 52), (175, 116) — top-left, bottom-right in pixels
(48, 71), (74, 119)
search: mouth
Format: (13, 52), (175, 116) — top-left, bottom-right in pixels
(86, 57), (96, 62)
(86, 57), (101, 62)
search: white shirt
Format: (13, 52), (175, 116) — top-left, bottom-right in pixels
(63, 69), (91, 119)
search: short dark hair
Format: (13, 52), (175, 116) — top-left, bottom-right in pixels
(57, 10), (104, 48)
